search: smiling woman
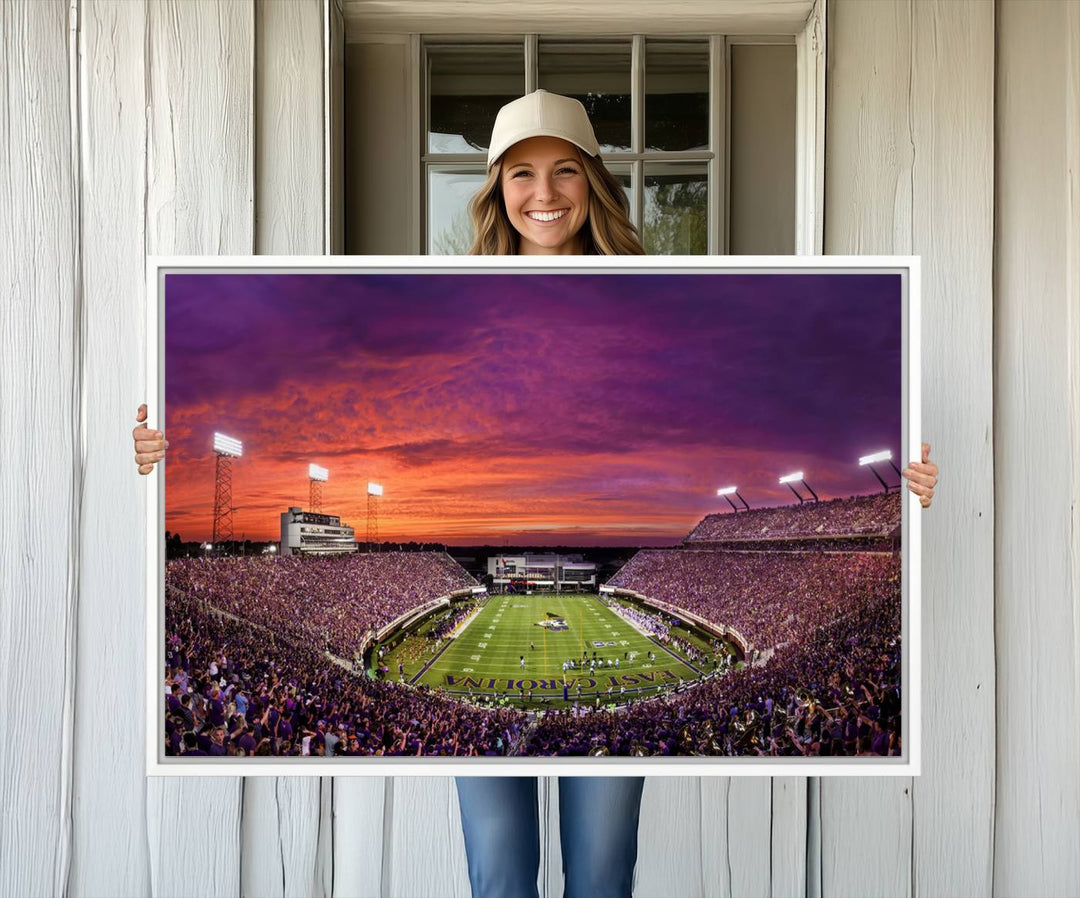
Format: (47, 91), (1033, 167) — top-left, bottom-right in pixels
(500, 137), (591, 254)
(466, 89), (645, 256)
(454, 89), (648, 898)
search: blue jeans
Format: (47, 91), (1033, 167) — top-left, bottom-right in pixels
(455, 776), (646, 898)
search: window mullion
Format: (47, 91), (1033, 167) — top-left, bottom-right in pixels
(631, 34), (645, 234)
(709, 35), (726, 256)
(723, 37), (733, 255)
(525, 34), (537, 93)
(419, 38), (429, 254)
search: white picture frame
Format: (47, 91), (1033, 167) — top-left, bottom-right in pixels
(146, 254), (920, 777)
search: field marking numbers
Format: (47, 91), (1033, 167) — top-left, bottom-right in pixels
(478, 642), (487, 648)
(470, 654), (481, 661)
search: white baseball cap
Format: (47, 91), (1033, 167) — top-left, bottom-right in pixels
(486, 90), (601, 169)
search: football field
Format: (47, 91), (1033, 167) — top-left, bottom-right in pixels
(398, 593), (705, 708)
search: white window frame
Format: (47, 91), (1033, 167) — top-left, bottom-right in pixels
(398, 0), (825, 256)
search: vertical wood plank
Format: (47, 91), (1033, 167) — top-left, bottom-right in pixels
(825, 0), (913, 253)
(725, 779), (773, 897)
(0, 1), (77, 896)
(241, 779), (326, 898)
(332, 778), (387, 897)
(255, 0), (324, 257)
(315, 779), (335, 898)
(908, 2), (995, 896)
(698, 778), (778, 898)
(995, 1), (1080, 893)
(634, 778), (706, 898)
(771, 777), (808, 897)
(826, 1), (998, 896)
(822, 2), (914, 894)
(243, 2), (327, 896)
(386, 777), (471, 898)
(145, 0), (254, 257)
(145, 2), (254, 894)
(70, 1), (153, 894)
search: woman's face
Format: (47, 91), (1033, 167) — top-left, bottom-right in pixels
(499, 136), (590, 255)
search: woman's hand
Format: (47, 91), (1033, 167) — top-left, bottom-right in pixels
(133, 403), (169, 474)
(902, 442), (938, 508)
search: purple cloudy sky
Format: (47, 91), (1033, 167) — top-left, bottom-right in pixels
(164, 272), (902, 546)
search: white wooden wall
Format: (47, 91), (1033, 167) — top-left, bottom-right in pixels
(994, 0), (1080, 892)
(1, 1), (1077, 896)
(825, 1), (997, 893)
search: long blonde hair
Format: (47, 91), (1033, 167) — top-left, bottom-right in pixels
(467, 150), (645, 255)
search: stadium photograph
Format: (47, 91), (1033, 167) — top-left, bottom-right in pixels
(158, 266), (906, 763)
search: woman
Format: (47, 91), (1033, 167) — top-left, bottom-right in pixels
(132, 90), (939, 898)
(453, 91), (650, 898)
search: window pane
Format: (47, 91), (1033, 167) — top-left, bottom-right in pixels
(428, 167), (487, 254)
(428, 44), (524, 154)
(643, 163), (707, 255)
(604, 163), (634, 221)
(538, 40), (631, 153)
(645, 40), (709, 152)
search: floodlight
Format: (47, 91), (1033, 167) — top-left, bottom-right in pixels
(717, 485), (749, 512)
(859, 448), (902, 492)
(367, 482), (383, 496)
(213, 432), (243, 457)
(309, 464), (329, 481)
(779, 470), (818, 503)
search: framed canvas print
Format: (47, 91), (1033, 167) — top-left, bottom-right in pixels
(145, 255), (920, 776)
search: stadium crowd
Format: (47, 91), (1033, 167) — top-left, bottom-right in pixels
(685, 491), (900, 544)
(522, 585), (901, 757)
(166, 552), (476, 659)
(609, 548), (900, 652)
(604, 602), (671, 640)
(164, 588), (524, 758)
(429, 602), (481, 640)
(163, 505), (903, 759)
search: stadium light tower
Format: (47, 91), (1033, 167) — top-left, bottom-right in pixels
(779, 470), (818, 504)
(309, 463), (328, 512)
(716, 486), (750, 513)
(211, 432), (242, 551)
(859, 449), (903, 493)
(367, 482), (383, 552)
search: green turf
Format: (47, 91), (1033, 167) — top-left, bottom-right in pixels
(384, 593), (710, 710)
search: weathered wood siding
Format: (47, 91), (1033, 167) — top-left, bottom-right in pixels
(825, 1), (996, 895)
(1, 2), (1077, 897)
(72, 0), (151, 894)
(0, 2), (78, 896)
(994, 0), (1080, 893)
(143, 0), (252, 894)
